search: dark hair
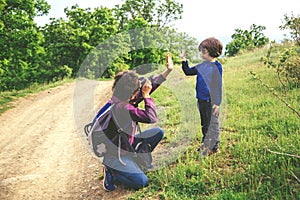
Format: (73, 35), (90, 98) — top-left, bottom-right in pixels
(112, 70), (139, 100)
(198, 37), (223, 58)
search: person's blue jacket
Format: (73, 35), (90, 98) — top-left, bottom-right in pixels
(182, 60), (222, 106)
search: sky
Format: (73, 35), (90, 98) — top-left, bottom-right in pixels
(34, 0), (300, 46)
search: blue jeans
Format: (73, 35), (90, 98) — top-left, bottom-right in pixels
(103, 127), (164, 189)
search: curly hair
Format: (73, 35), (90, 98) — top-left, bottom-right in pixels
(198, 37), (223, 58)
(112, 70), (140, 100)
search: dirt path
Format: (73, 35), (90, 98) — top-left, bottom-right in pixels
(0, 80), (132, 200)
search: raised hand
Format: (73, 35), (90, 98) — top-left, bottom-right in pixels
(180, 49), (186, 62)
(166, 52), (174, 71)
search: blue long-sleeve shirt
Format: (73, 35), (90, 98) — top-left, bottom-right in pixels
(182, 60), (222, 105)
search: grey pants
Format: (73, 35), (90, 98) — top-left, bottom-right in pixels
(203, 110), (220, 150)
(197, 99), (220, 151)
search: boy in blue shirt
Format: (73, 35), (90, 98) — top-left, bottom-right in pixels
(181, 37), (223, 155)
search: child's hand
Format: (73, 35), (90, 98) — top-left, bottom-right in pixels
(212, 104), (220, 116)
(180, 49), (186, 62)
(166, 52), (173, 71)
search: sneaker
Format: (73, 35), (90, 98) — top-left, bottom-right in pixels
(197, 144), (206, 152)
(103, 167), (116, 191)
(208, 148), (220, 156)
(197, 145), (209, 156)
(198, 145), (220, 156)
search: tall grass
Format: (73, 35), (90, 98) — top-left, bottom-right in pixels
(129, 48), (300, 199)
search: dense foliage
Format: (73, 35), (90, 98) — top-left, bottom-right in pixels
(0, 0), (199, 91)
(0, 0), (53, 90)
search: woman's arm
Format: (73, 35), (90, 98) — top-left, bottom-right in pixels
(129, 79), (157, 123)
(129, 98), (158, 124)
(132, 52), (173, 104)
(162, 52), (173, 79)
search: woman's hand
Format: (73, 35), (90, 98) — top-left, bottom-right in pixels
(162, 52), (173, 79)
(142, 79), (152, 98)
(166, 52), (174, 71)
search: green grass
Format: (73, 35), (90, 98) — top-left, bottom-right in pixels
(129, 47), (300, 199)
(1, 46), (299, 199)
(0, 78), (73, 114)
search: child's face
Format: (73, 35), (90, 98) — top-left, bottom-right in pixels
(199, 48), (214, 62)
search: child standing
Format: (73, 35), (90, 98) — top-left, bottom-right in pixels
(181, 37), (223, 155)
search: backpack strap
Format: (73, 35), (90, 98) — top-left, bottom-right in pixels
(84, 122), (93, 136)
(136, 122), (143, 141)
(110, 103), (137, 165)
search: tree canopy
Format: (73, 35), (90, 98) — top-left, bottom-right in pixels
(0, 0), (200, 91)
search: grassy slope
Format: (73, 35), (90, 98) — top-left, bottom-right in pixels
(129, 48), (300, 199)
(1, 47), (299, 199)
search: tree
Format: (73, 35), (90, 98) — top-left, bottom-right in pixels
(0, 0), (195, 90)
(0, 0), (51, 91)
(280, 13), (300, 45)
(114, 0), (183, 31)
(41, 5), (119, 78)
(250, 43), (300, 119)
(108, 0), (184, 75)
(250, 12), (300, 119)
(225, 24), (269, 57)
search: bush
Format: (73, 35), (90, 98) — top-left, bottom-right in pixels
(263, 44), (300, 85)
